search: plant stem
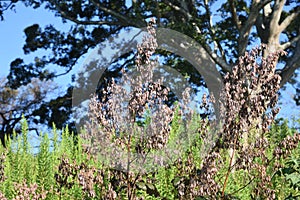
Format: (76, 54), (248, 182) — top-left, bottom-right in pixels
(127, 133), (132, 200)
(222, 136), (237, 197)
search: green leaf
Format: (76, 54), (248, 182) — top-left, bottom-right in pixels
(136, 181), (147, 190)
(286, 173), (300, 185)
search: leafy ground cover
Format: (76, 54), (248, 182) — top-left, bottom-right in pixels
(0, 117), (299, 199)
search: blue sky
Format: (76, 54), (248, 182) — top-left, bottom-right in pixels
(0, 2), (299, 125)
(0, 3), (81, 84)
(0, 4), (56, 76)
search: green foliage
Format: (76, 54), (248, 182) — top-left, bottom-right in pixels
(268, 120), (300, 198)
(37, 132), (52, 191)
(155, 165), (177, 199)
(1, 0), (299, 144)
(0, 117), (299, 199)
(0, 120), (87, 199)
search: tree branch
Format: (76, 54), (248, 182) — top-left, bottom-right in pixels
(202, 42), (232, 72)
(90, 0), (144, 27)
(238, 0), (271, 52)
(162, 0), (192, 19)
(278, 8), (300, 33)
(51, 1), (127, 26)
(262, 1), (272, 17)
(58, 14), (121, 26)
(269, 0), (285, 35)
(237, 0), (268, 56)
(51, 0), (144, 27)
(280, 34), (300, 50)
(203, 0), (226, 62)
(229, 0), (241, 31)
(253, 1), (274, 42)
(280, 35), (300, 86)
(0, 1), (13, 12)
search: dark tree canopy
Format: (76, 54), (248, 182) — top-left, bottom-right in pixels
(0, 0), (299, 144)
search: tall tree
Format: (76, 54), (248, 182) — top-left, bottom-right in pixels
(0, 0), (299, 142)
(0, 77), (59, 146)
